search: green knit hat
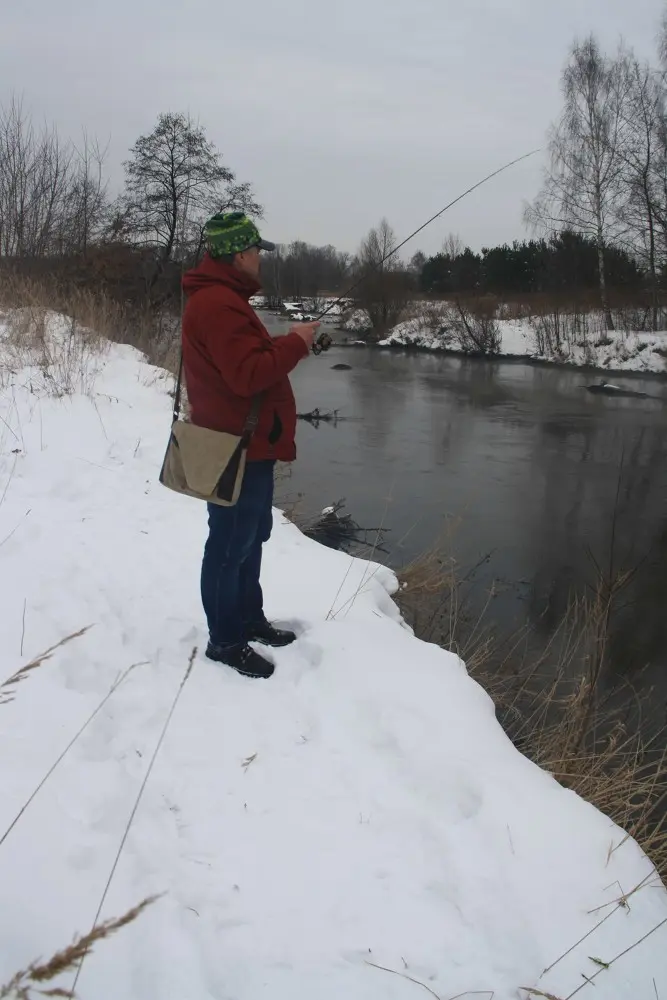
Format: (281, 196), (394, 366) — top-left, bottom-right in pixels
(204, 211), (275, 258)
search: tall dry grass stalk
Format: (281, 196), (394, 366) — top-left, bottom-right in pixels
(1, 660), (144, 849)
(0, 627), (91, 706)
(398, 540), (494, 671)
(0, 896), (156, 999)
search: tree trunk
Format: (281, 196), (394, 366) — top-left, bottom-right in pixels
(595, 190), (614, 331)
(644, 176), (658, 332)
(597, 240), (614, 332)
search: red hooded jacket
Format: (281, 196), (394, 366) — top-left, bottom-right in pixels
(181, 254), (308, 462)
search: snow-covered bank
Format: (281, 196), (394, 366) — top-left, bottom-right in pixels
(1, 326), (666, 999)
(378, 315), (534, 357)
(340, 308), (667, 375)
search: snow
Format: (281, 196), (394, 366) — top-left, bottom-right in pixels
(376, 315), (534, 358)
(379, 315), (667, 372)
(545, 330), (667, 373)
(249, 297), (348, 323)
(1, 319), (666, 999)
(342, 305), (667, 375)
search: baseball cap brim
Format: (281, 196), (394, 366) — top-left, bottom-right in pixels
(257, 238), (276, 252)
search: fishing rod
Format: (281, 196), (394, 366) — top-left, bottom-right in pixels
(310, 148), (541, 354)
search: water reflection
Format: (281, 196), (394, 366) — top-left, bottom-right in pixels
(282, 332), (667, 679)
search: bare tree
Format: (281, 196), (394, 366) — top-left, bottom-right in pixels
(409, 250), (427, 274)
(442, 232), (465, 258)
(616, 52), (666, 330)
(260, 241), (350, 303)
(0, 96), (109, 259)
(528, 36), (630, 330)
(119, 112), (261, 266)
(354, 219), (411, 339)
(64, 131), (109, 255)
(660, 7), (667, 69)
(0, 96), (72, 256)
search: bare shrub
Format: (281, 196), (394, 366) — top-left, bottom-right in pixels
(528, 297), (602, 356)
(611, 300), (667, 332)
(451, 297), (501, 355)
(414, 302), (453, 341)
(531, 306), (565, 356)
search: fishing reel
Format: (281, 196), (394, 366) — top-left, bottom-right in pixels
(312, 330), (333, 355)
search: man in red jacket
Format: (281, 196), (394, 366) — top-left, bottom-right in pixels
(182, 212), (318, 678)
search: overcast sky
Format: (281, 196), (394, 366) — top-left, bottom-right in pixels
(2, 0), (665, 255)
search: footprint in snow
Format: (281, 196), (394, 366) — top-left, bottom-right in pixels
(274, 638), (324, 683)
(271, 617), (309, 637)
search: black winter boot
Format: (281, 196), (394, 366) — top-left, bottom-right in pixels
(206, 642), (275, 679)
(246, 620), (297, 647)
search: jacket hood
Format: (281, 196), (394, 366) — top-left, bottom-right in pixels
(182, 253), (261, 300)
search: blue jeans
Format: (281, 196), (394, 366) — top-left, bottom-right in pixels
(201, 460), (275, 649)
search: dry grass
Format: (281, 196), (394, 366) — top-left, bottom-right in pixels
(0, 627), (92, 706)
(0, 896), (156, 999)
(0, 300), (106, 397)
(0, 272), (179, 385)
(273, 463), (306, 526)
(397, 539), (495, 672)
(397, 545), (667, 885)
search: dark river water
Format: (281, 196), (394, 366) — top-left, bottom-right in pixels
(263, 314), (667, 687)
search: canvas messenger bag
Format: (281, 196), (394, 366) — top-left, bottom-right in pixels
(159, 353), (262, 507)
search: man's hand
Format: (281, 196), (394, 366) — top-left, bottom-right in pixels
(290, 321), (321, 350)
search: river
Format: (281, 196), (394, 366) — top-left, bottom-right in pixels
(262, 313), (667, 686)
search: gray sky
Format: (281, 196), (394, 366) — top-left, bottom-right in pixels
(2, 0), (665, 255)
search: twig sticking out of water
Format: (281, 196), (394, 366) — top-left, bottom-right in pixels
(297, 407), (340, 426)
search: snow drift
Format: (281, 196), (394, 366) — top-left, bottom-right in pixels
(0, 321), (666, 999)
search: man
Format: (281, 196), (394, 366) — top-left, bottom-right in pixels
(182, 212), (318, 679)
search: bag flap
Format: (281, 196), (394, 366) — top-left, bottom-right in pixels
(171, 422), (242, 495)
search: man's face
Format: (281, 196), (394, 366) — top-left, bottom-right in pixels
(234, 245), (262, 280)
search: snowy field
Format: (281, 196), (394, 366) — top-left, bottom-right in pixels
(0, 316), (666, 999)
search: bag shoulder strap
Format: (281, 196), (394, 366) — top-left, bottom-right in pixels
(172, 349), (263, 440)
(173, 350), (184, 422)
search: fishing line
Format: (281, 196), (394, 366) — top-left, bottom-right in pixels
(311, 147), (541, 351)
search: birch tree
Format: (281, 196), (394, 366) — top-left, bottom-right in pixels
(528, 36), (630, 330)
(616, 53), (666, 329)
